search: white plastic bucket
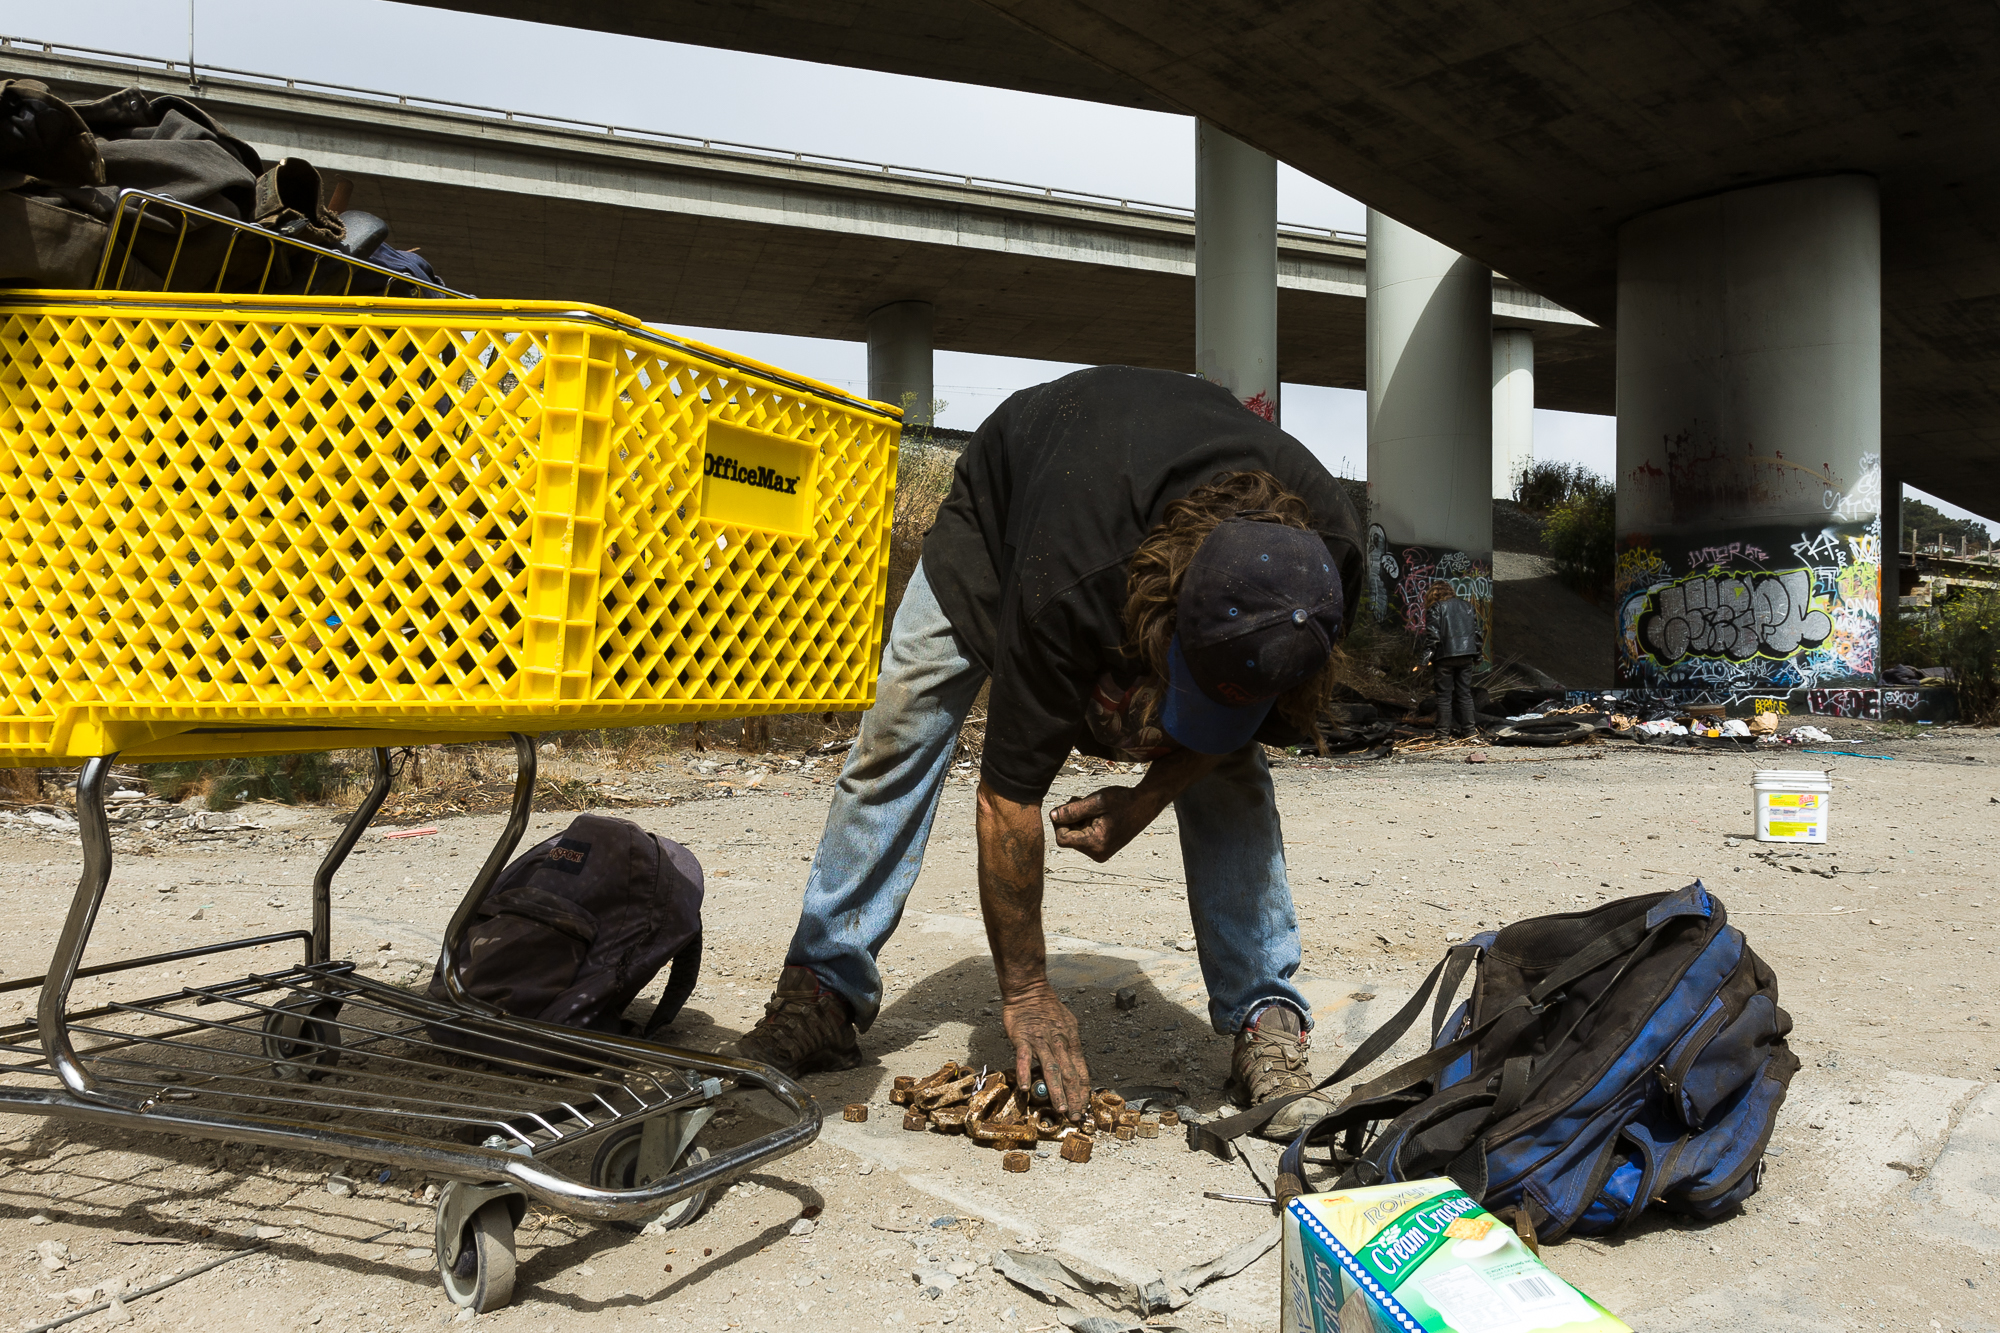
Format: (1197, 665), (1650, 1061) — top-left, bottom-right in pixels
(1752, 769), (1832, 843)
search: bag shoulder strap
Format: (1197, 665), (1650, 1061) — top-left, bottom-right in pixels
(642, 931), (702, 1037)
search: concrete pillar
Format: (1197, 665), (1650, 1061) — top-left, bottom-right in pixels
(1882, 464), (1903, 612)
(1195, 121), (1278, 421)
(1365, 209), (1494, 646)
(1491, 329), (1534, 501)
(1614, 174), (1881, 713)
(866, 300), (934, 428)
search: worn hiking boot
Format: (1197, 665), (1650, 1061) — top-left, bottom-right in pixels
(1230, 1003), (1333, 1140)
(735, 966), (863, 1076)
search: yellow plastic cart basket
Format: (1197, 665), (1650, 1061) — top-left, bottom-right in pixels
(0, 291), (901, 762)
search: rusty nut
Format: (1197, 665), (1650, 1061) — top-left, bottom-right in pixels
(843, 1103), (869, 1123)
(1060, 1135), (1094, 1163)
(1116, 1109), (1141, 1128)
(1137, 1115), (1159, 1138)
(1114, 1125), (1135, 1141)
(902, 1111), (928, 1131)
(1002, 1151), (1032, 1174)
(1158, 1110), (1180, 1127)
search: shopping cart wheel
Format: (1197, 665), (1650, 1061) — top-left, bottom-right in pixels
(437, 1197), (517, 1313)
(591, 1124), (711, 1230)
(261, 997), (342, 1081)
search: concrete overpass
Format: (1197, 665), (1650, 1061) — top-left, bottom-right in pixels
(0, 40), (1612, 416)
(389, 0), (1999, 528)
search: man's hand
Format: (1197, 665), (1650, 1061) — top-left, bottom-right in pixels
(1001, 982), (1090, 1118)
(1050, 785), (1159, 862)
(1051, 746), (1229, 861)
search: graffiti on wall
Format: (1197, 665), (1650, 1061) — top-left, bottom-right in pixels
(1806, 688), (1879, 720)
(1618, 515), (1880, 693)
(1637, 569), (1833, 663)
(1367, 524), (1493, 664)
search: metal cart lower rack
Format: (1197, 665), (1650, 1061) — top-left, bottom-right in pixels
(0, 735), (821, 1312)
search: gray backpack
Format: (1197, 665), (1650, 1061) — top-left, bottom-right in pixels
(428, 814), (704, 1063)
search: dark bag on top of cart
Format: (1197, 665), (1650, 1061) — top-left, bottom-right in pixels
(1192, 883), (1798, 1243)
(427, 814), (704, 1061)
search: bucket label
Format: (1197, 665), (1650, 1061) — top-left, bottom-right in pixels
(1766, 793), (1821, 810)
(699, 421), (819, 537)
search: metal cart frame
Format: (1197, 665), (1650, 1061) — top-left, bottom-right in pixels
(0, 735), (822, 1311)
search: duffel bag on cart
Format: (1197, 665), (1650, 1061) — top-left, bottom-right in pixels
(428, 813), (704, 1061)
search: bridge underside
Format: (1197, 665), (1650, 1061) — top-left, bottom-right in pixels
(23, 51), (1613, 414)
(405, 0), (2000, 521)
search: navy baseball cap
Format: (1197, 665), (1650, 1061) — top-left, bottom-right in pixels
(1160, 519), (1343, 754)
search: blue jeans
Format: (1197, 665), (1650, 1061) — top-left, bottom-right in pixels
(784, 561), (1312, 1037)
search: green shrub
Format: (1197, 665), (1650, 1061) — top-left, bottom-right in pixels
(1934, 591), (2000, 725)
(1514, 459), (1596, 515)
(1540, 474), (1617, 598)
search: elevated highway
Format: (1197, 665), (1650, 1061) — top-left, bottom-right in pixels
(391, 0), (2000, 523)
(2, 40), (1611, 413)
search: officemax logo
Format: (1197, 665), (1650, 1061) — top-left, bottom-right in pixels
(705, 453), (800, 495)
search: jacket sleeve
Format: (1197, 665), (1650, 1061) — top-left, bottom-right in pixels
(1419, 606), (1439, 665)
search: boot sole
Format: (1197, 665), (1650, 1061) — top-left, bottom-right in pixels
(789, 1045), (865, 1076)
(735, 1038), (865, 1078)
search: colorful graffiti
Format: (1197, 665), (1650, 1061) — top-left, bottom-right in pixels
(1806, 688), (1879, 720)
(1573, 686), (1951, 724)
(1366, 524), (1493, 664)
(1618, 515), (1880, 693)
(1638, 569), (1832, 663)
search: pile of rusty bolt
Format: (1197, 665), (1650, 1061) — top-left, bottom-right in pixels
(889, 1061), (1175, 1172)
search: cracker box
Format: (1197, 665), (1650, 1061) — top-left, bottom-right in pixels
(1281, 1180), (1632, 1333)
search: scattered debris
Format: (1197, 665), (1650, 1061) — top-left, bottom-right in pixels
(380, 827), (438, 840)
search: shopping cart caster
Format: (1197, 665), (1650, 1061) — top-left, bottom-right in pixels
(261, 996), (343, 1081)
(435, 1182), (526, 1313)
(591, 1118), (711, 1231)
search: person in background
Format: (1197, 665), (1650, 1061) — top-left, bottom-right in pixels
(1419, 583), (1483, 740)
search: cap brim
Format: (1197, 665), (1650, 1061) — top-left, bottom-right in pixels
(1162, 635), (1273, 755)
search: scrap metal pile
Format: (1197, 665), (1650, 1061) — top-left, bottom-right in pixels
(890, 1061), (1175, 1172)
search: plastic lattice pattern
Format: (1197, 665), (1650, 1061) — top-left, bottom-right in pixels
(0, 294), (900, 762)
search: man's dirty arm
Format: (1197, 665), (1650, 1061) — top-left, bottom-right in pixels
(976, 780), (1091, 1118)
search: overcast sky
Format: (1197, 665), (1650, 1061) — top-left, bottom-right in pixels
(4, 0), (1981, 527)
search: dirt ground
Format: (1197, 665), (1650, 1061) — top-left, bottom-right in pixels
(0, 722), (1996, 1333)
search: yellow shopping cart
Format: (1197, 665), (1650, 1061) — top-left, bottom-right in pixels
(0, 191), (902, 1311)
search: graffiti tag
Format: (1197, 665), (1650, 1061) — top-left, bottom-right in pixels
(1687, 541), (1769, 569)
(1638, 568), (1833, 664)
(1806, 688), (1879, 720)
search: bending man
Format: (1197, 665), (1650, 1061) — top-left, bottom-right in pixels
(738, 366), (1365, 1138)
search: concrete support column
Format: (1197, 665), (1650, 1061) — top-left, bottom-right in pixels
(1882, 463), (1904, 610)
(866, 300), (934, 427)
(1491, 328), (1534, 501)
(1195, 121), (1278, 421)
(1365, 209), (1494, 646)
(1614, 174), (1881, 713)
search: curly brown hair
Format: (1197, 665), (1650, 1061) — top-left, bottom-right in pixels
(1123, 470), (1341, 747)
